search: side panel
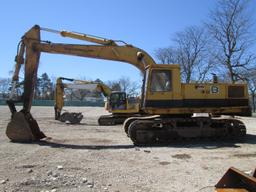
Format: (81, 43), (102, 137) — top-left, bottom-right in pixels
(143, 67), (250, 116)
(145, 99), (248, 108)
(182, 83), (248, 99)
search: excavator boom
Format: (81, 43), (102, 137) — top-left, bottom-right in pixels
(34, 43), (150, 72)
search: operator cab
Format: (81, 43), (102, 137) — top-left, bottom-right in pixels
(142, 65), (181, 110)
(109, 91), (127, 110)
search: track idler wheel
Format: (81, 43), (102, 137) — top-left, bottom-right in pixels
(123, 117), (138, 136)
(6, 111), (46, 142)
(225, 119), (246, 137)
(124, 115), (160, 136)
(98, 115), (127, 126)
(128, 120), (156, 145)
(98, 115), (115, 126)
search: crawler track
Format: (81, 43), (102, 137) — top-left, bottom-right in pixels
(98, 114), (144, 126)
(98, 114), (128, 125)
(125, 117), (246, 145)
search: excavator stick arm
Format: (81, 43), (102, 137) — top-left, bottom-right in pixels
(22, 26), (41, 112)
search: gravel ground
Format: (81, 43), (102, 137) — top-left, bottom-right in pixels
(0, 106), (255, 192)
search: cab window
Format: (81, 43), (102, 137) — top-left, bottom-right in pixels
(110, 92), (126, 110)
(150, 70), (172, 92)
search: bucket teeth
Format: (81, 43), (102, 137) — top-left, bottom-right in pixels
(6, 111), (46, 142)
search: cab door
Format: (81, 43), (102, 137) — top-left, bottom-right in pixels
(144, 69), (174, 108)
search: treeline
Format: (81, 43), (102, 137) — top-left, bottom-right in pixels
(0, 73), (55, 100)
(0, 73), (140, 101)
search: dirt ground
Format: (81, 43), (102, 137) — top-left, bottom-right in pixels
(0, 106), (255, 192)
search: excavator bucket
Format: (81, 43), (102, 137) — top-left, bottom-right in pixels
(215, 167), (256, 192)
(6, 111), (46, 142)
(59, 112), (83, 124)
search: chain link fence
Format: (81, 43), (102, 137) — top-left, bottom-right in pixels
(0, 99), (104, 107)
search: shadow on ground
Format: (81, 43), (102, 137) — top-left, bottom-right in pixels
(32, 134), (256, 150)
(37, 141), (134, 150)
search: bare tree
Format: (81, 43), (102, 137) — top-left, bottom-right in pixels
(71, 89), (90, 101)
(107, 81), (122, 93)
(206, 0), (255, 83)
(175, 26), (213, 83)
(155, 47), (177, 64)
(155, 26), (213, 83)
(107, 76), (140, 96)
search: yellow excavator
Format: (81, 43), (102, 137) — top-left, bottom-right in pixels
(54, 77), (140, 124)
(6, 25), (251, 144)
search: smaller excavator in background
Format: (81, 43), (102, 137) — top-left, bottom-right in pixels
(54, 77), (140, 125)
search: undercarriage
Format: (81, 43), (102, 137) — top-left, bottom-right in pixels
(98, 113), (143, 125)
(124, 116), (246, 145)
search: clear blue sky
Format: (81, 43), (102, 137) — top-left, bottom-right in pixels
(1, 0), (252, 83)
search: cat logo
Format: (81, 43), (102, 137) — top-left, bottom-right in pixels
(211, 86), (219, 94)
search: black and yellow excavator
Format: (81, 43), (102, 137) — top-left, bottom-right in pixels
(54, 77), (140, 124)
(6, 25), (251, 144)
